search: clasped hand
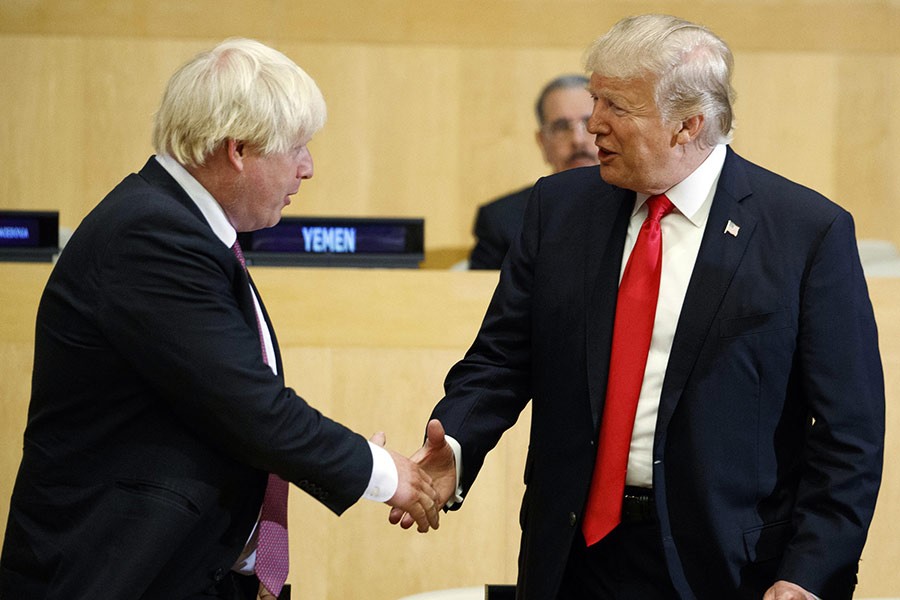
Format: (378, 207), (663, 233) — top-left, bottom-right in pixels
(376, 419), (457, 532)
(370, 419), (454, 533)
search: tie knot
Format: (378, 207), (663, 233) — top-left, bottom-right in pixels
(646, 194), (674, 222)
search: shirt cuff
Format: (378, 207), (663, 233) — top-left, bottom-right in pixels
(361, 441), (398, 502)
(444, 434), (464, 507)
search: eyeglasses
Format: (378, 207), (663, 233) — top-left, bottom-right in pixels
(541, 116), (591, 138)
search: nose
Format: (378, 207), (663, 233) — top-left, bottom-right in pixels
(587, 103), (609, 136)
(297, 146), (313, 180)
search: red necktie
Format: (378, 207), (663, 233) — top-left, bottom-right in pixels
(582, 194), (674, 546)
(232, 240), (290, 597)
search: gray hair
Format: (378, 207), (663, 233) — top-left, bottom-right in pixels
(535, 74), (591, 125)
(152, 38), (326, 167)
(583, 14), (735, 146)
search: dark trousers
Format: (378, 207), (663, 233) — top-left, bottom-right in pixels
(210, 573), (291, 600)
(556, 519), (678, 600)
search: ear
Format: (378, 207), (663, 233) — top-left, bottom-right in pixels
(225, 139), (246, 172)
(675, 114), (704, 146)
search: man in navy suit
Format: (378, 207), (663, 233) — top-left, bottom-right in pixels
(469, 74), (599, 270)
(399, 15), (884, 600)
(0, 38), (440, 600)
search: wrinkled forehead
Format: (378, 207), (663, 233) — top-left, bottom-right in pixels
(588, 72), (657, 104)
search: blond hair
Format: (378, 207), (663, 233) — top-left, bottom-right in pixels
(584, 14), (735, 146)
(152, 38), (326, 167)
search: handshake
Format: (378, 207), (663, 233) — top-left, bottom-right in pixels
(371, 419), (457, 533)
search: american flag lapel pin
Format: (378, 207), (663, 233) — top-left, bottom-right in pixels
(724, 220), (740, 237)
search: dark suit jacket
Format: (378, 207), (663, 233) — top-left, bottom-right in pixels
(0, 158), (373, 599)
(469, 186), (532, 270)
(433, 149), (884, 599)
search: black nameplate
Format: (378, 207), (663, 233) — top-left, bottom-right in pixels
(0, 210), (59, 262)
(237, 216), (424, 268)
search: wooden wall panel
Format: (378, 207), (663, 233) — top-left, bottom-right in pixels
(0, 37), (86, 217)
(2, 1), (899, 257)
(729, 53), (839, 199)
(840, 53), (900, 247)
(858, 277), (900, 596)
(283, 347), (530, 598)
(3, 1), (900, 53)
(286, 43), (468, 248)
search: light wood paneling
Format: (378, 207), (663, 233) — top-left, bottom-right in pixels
(858, 277), (900, 594)
(2, 1), (899, 256)
(729, 52), (839, 198)
(3, 1), (900, 53)
(1, 265), (897, 598)
(1, 2), (899, 595)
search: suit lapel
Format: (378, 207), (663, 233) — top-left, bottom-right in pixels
(585, 185), (634, 428)
(141, 156), (285, 378)
(656, 149), (757, 431)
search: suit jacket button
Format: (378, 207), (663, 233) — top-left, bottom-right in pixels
(212, 567), (225, 581)
(568, 512), (577, 527)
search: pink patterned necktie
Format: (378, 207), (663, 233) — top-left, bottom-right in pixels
(231, 240), (290, 597)
(582, 194), (674, 546)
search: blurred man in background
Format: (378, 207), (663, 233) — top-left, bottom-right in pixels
(468, 74), (600, 270)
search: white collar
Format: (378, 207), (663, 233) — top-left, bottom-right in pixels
(154, 154), (237, 248)
(634, 143), (727, 226)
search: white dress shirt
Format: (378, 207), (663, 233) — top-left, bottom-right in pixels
(446, 146), (821, 598)
(447, 144), (727, 499)
(623, 144), (725, 487)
